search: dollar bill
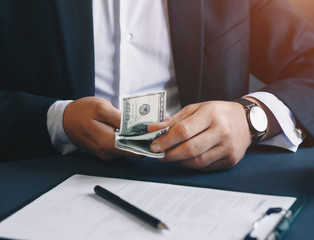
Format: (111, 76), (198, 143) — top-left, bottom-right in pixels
(115, 91), (168, 158)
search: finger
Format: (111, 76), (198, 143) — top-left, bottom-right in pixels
(151, 110), (212, 153)
(178, 145), (227, 169)
(147, 121), (168, 133)
(91, 120), (144, 159)
(148, 105), (198, 132)
(94, 104), (121, 129)
(147, 113), (172, 133)
(72, 118), (125, 160)
(76, 120), (116, 154)
(161, 127), (220, 162)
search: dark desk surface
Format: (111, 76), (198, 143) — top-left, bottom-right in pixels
(0, 146), (313, 239)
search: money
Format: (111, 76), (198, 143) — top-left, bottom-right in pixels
(115, 91), (168, 158)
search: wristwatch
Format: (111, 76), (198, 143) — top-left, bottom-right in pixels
(234, 98), (268, 146)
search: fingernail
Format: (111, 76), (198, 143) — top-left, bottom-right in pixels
(151, 143), (161, 152)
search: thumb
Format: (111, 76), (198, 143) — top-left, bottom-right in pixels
(95, 103), (121, 129)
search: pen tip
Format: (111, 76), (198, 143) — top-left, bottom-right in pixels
(158, 222), (169, 230)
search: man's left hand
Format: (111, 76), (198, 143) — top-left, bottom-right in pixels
(148, 101), (253, 172)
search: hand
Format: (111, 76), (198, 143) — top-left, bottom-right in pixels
(148, 101), (253, 172)
(63, 97), (138, 160)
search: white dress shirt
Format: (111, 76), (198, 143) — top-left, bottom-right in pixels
(47, 0), (304, 154)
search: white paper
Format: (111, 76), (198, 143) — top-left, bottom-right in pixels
(0, 174), (296, 240)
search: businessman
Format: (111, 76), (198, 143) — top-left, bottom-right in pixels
(0, 0), (313, 171)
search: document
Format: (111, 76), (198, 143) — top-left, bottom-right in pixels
(0, 175), (298, 240)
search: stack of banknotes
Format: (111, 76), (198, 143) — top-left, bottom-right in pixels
(115, 91), (169, 158)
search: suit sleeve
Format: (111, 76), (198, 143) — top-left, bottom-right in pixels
(250, 0), (314, 144)
(0, 91), (58, 161)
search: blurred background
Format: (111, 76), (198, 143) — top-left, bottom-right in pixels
(250, 0), (314, 92)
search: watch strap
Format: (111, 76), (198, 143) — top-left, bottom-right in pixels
(234, 98), (257, 109)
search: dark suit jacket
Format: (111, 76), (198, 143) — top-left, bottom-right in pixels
(0, 0), (314, 160)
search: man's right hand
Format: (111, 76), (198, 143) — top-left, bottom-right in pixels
(63, 97), (135, 160)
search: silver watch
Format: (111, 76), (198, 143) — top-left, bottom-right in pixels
(234, 98), (268, 146)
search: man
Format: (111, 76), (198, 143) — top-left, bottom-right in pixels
(0, 0), (313, 171)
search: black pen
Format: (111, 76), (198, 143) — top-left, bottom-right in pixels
(94, 185), (169, 230)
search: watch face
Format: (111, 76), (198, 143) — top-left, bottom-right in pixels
(249, 106), (268, 133)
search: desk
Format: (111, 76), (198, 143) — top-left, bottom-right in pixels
(0, 147), (313, 239)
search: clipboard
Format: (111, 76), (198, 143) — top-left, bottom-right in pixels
(145, 177), (308, 240)
(0, 174), (308, 240)
(147, 178), (308, 240)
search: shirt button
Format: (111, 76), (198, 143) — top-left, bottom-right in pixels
(125, 33), (132, 42)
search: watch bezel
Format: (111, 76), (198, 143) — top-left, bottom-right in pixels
(248, 105), (268, 133)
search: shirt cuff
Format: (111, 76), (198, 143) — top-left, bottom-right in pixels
(245, 91), (304, 152)
(47, 100), (79, 155)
